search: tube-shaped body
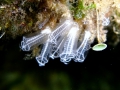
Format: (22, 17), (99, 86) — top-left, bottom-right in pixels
(74, 31), (91, 62)
(49, 36), (67, 59)
(60, 23), (80, 64)
(21, 27), (51, 51)
(36, 40), (52, 66)
(49, 18), (73, 44)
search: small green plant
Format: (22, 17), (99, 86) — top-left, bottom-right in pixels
(71, 0), (96, 19)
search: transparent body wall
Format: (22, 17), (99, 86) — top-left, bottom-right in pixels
(20, 0), (112, 66)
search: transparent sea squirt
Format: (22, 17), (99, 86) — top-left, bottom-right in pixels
(60, 23), (80, 64)
(49, 37), (66, 59)
(49, 18), (73, 44)
(74, 31), (91, 62)
(36, 40), (52, 66)
(21, 26), (51, 51)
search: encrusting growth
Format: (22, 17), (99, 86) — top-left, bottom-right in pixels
(1, 0), (119, 66)
(20, 1), (92, 66)
(20, 0), (112, 66)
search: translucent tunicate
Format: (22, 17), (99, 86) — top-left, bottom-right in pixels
(60, 23), (80, 64)
(102, 17), (110, 26)
(49, 36), (67, 59)
(74, 31), (91, 62)
(36, 40), (52, 66)
(20, 27), (51, 51)
(49, 18), (73, 44)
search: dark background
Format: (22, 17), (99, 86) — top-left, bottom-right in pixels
(0, 37), (120, 90)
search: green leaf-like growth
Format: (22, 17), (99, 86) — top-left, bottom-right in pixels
(92, 43), (107, 51)
(77, 0), (84, 10)
(74, 9), (85, 19)
(71, 0), (96, 20)
(72, 0), (85, 19)
(86, 3), (96, 10)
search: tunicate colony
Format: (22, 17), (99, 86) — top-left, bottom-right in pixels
(21, 17), (91, 66)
